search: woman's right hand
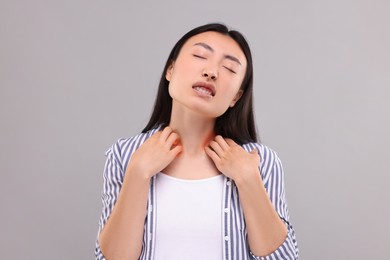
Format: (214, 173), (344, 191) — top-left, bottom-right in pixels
(126, 126), (182, 179)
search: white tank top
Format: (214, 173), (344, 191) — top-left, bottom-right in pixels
(154, 173), (224, 260)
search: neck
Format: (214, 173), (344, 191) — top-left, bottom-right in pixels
(169, 103), (215, 155)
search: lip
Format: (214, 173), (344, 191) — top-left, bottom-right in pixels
(192, 81), (216, 96)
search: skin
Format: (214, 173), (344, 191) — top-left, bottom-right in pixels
(99, 31), (287, 259)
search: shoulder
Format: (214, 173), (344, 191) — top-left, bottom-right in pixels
(241, 141), (281, 163)
(241, 141), (283, 179)
(105, 127), (160, 165)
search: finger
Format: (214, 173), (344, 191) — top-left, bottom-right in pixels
(214, 135), (229, 150)
(205, 146), (220, 164)
(151, 129), (162, 139)
(159, 126), (173, 142)
(208, 140), (224, 156)
(169, 145), (182, 157)
(225, 138), (237, 147)
(166, 132), (180, 149)
(251, 148), (261, 163)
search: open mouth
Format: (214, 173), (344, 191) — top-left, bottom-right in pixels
(192, 82), (215, 97)
(193, 86), (214, 96)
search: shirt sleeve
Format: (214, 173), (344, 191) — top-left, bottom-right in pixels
(250, 145), (299, 260)
(95, 146), (124, 260)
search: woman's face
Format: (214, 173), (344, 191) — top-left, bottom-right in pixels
(166, 31), (247, 118)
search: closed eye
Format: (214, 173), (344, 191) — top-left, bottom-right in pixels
(193, 54), (206, 59)
(224, 66), (237, 74)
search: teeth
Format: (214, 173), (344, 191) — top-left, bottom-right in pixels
(194, 86), (213, 96)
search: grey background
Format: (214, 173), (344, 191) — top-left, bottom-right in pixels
(0, 0), (389, 259)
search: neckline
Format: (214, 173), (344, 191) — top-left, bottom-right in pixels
(157, 172), (224, 183)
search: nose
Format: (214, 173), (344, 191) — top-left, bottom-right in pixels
(202, 70), (218, 80)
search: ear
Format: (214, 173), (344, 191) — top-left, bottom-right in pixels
(165, 62), (175, 81)
(229, 89), (243, 107)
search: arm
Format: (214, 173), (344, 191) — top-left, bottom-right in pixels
(246, 152), (298, 259)
(96, 127), (182, 260)
(98, 163), (151, 259)
(235, 167), (288, 257)
(206, 137), (298, 259)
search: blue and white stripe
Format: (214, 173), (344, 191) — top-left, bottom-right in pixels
(95, 128), (299, 259)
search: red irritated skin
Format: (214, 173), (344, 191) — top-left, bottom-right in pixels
(192, 81), (216, 98)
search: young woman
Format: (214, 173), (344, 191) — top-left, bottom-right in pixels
(95, 23), (298, 260)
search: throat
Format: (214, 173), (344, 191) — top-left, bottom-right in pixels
(169, 110), (216, 153)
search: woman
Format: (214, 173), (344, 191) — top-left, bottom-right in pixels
(95, 23), (298, 260)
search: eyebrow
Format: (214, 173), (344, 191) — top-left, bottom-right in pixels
(193, 42), (242, 65)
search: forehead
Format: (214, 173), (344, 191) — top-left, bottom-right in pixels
(182, 31), (247, 65)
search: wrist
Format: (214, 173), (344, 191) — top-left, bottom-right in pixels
(233, 168), (262, 188)
(125, 163), (154, 182)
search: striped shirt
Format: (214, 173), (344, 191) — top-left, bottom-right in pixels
(95, 128), (299, 259)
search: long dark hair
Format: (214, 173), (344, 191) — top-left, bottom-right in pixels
(142, 23), (258, 144)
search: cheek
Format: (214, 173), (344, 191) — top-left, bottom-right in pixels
(220, 80), (242, 97)
(167, 74), (185, 99)
(169, 63), (190, 83)
(217, 83), (243, 106)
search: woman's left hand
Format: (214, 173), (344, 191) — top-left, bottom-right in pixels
(205, 135), (260, 182)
